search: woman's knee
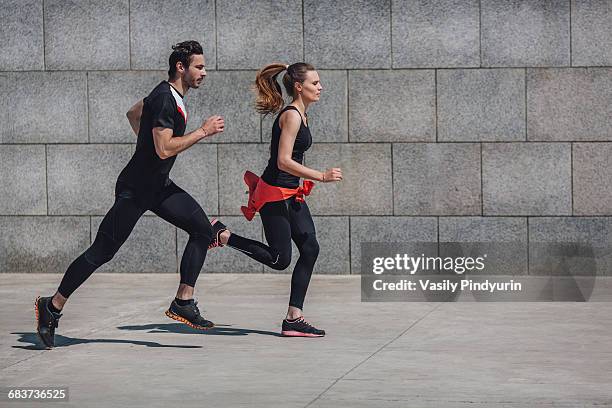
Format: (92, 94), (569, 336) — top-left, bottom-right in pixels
(299, 234), (320, 262)
(268, 251), (292, 271)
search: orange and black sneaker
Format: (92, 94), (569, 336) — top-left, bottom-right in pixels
(35, 296), (62, 349)
(208, 218), (227, 250)
(281, 316), (325, 338)
(165, 299), (214, 330)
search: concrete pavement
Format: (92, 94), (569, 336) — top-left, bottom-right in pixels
(1, 273), (612, 407)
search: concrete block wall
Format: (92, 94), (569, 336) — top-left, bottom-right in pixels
(1, 0), (612, 275)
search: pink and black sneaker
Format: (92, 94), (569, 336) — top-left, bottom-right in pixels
(208, 218), (227, 250)
(281, 316), (325, 337)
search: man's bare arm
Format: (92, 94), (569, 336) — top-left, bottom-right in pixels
(126, 99), (144, 136)
(152, 115), (225, 159)
(152, 127), (206, 159)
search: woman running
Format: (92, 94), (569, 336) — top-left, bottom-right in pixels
(210, 62), (342, 337)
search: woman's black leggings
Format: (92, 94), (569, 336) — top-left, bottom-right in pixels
(226, 197), (319, 310)
(57, 181), (213, 298)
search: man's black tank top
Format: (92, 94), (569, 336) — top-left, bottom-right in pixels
(261, 105), (312, 188)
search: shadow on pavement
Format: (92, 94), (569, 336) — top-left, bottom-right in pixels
(11, 332), (203, 350)
(117, 323), (283, 337)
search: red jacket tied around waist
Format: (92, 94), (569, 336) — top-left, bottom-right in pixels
(240, 171), (315, 221)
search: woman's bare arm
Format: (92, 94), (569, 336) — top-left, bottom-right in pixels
(277, 110), (342, 182)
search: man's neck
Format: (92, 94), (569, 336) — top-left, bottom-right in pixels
(168, 77), (188, 97)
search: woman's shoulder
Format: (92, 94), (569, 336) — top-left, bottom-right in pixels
(278, 106), (303, 126)
(278, 105), (300, 116)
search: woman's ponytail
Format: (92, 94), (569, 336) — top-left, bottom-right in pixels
(254, 63), (288, 115)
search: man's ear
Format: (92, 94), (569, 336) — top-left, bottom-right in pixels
(176, 61), (185, 75)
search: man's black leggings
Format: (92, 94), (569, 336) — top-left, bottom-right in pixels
(57, 180), (213, 298)
(226, 197), (319, 310)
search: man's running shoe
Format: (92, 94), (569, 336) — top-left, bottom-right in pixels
(208, 218), (227, 249)
(165, 299), (214, 330)
(35, 296), (62, 349)
(281, 316), (325, 337)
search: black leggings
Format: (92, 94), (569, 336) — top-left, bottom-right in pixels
(57, 181), (213, 298)
(226, 197), (319, 310)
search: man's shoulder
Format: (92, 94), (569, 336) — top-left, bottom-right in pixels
(148, 81), (172, 97)
(145, 82), (175, 106)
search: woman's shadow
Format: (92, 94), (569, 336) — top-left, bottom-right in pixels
(117, 323), (283, 337)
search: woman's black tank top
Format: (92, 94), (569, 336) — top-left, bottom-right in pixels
(261, 105), (312, 188)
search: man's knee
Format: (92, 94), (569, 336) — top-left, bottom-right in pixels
(84, 233), (120, 266)
(188, 209), (214, 245)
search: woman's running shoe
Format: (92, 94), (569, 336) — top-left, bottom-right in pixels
(281, 316), (325, 337)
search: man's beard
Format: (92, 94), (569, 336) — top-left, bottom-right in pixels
(190, 78), (202, 89)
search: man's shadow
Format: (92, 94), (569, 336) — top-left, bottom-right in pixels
(11, 332), (203, 350)
(12, 322), (281, 350)
(117, 323), (283, 337)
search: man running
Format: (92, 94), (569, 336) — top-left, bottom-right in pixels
(35, 40), (225, 348)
